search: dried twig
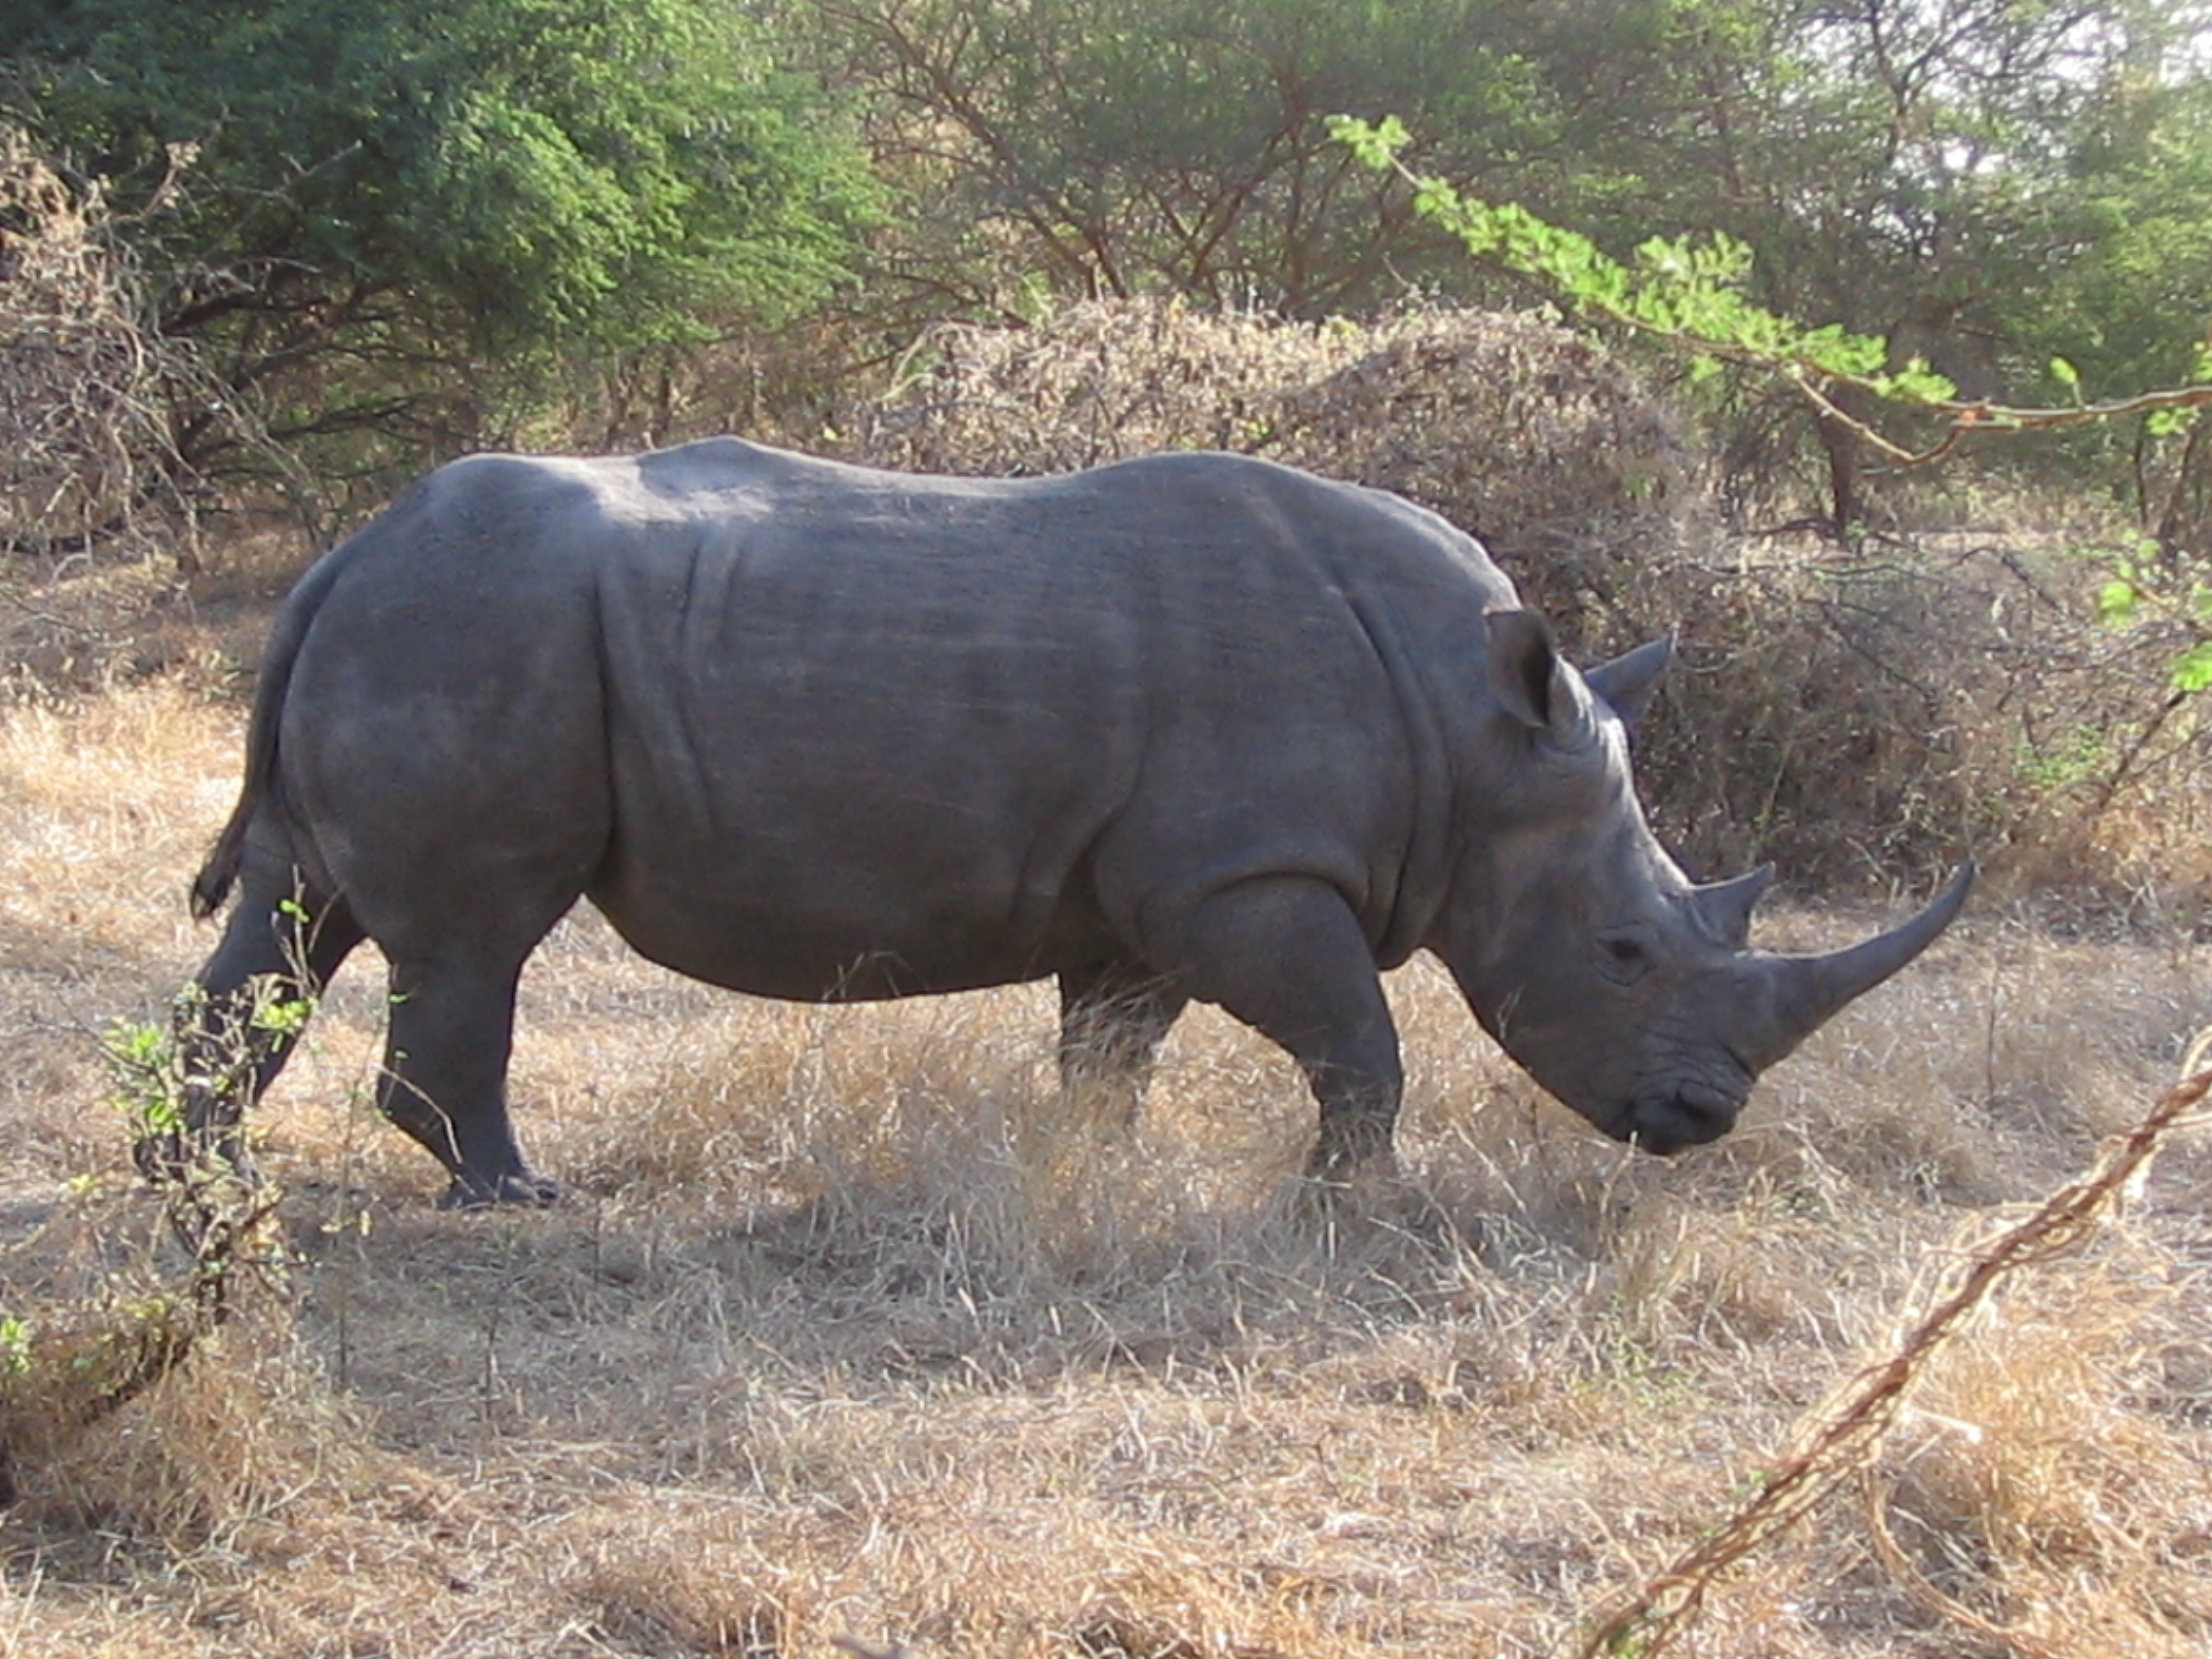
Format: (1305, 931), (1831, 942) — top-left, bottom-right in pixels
(0, 1143), (288, 1503)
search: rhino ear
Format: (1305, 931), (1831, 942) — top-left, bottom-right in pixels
(1485, 609), (1583, 737)
(1584, 632), (1675, 734)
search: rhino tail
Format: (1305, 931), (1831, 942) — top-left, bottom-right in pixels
(191, 547), (351, 920)
(190, 804), (257, 919)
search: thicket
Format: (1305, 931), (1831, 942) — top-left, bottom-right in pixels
(0, 127), (187, 555)
(804, 0), (2212, 544)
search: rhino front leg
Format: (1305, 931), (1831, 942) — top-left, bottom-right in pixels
(379, 952), (557, 1208)
(1169, 875), (1403, 1182)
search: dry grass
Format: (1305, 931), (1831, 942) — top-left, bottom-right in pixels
(0, 569), (2201, 1659)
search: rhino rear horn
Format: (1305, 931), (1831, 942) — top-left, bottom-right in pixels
(1762, 862), (1975, 1056)
(1689, 864), (1774, 948)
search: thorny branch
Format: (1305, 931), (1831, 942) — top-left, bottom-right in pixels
(1570, 1064), (2212, 1659)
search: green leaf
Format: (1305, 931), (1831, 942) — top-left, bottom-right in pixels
(1326, 113), (1410, 169)
(2172, 641), (2212, 694)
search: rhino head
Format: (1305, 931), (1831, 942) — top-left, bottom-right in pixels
(1439, 610), (1972, 1155)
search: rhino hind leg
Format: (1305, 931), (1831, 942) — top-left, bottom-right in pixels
(377, 950), (557, 1209)
(154, 848), (366, 1182)
(1055, 964), (1188, 1127)
(1168, 875), (1403, 1182)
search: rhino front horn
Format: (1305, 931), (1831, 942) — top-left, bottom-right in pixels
(1756, 862), (1975, 1061)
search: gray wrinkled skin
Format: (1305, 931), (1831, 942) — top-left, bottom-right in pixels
(162, 439), (1970, 1206)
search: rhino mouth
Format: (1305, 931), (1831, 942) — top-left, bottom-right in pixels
(1623, 1081), (1745, 1157)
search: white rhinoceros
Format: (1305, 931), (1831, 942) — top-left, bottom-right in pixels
(163, 439), (1969, 1205)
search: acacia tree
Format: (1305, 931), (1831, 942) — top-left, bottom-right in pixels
(809, 0), (1728, 320)
(2029, 62), (2212, 556)
(0, 0), (875, 504)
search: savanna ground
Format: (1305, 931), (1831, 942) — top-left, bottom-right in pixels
(0, 545), (2208, 1659)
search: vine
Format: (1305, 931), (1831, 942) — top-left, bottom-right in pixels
(1330, 115), (2212, 470)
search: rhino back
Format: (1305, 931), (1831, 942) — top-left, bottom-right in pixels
(283, 440), (1504, 999)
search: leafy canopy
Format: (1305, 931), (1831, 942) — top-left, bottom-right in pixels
(1, 0), (875, 468)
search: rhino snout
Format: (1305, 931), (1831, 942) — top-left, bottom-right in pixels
(1623, 1085), (1742, 1156)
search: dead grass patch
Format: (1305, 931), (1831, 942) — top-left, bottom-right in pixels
(1873, 1247), (2212, 1657)
(0, 641), (2205, 1656)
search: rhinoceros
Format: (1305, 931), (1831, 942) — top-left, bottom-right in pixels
(161, 438), (1969, 1206)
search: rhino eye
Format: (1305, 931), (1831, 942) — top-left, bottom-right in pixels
(1596, 931), (1655, 985)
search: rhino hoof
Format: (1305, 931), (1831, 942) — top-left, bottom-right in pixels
(439, 1170), (562, 1210)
